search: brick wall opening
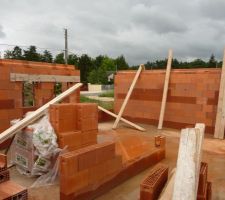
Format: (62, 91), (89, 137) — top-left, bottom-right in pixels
(22, 82), (35, 107)
(54, 83), (62, 96)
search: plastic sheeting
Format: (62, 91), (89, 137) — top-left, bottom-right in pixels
(10, 114), (63, 179)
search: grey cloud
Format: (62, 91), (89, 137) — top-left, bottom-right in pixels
(0, 25), (5, 38)
(131, 4), (188, 34)
(200, 0), (225, 20)
(0, 0), (225, 65)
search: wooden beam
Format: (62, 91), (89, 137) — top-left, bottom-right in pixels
(214, 49), (225, 139)
(0, 83), (82, 144)
(98, 106), (145, 131)
(172, 124), (205, 200)
(158, 49), (173, 129)
(10, 73), (80, 83)
(112, 64), (145, 129)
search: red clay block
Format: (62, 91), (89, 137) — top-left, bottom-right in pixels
(95, 141), (116, 163)
(155, 136), (166, 148)
(60, 156), (78, 177)
(78, 147), (97, 171)
(206, 182), (212, 200)
(60, 169), (89, 195)
(76, 103), (98, 119)
(0, 180), (28, 200)
(198, 162), (208, 196)
(81, 130), (98, 145)
(58, 131), (82, 151)
(140, 163), (168, 200)
(49, 104), (77, 134)
(104, 155), (123, 177)
(77, 117), (98, 131)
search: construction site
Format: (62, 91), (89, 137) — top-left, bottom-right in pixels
(0, 49), (225, 200)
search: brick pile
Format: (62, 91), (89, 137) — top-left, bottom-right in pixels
(0, 59), (80, 133)
(197, 162), (212, 200)
(0, 154), (28, 200)
(60, 141), (122, 200)
(49, 103), (98, 151)
(140, 163), (168, 200)
(114, 69), (221, 134)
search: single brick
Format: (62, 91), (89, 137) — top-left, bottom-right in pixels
(140, 163), (168, 200)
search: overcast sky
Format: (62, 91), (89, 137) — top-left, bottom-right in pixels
(0, 0), (225, 65)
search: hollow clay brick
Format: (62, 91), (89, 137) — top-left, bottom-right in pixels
(140, 163), (168, 200)
(0, 180), (28, 200)
(58, 131), (82, 151)
(76, 103), (98, 119)
(81, 130), (98, 145)
(155, 136), (166, 148)
(60, 156), (78, 177)
(0, 100), (14, 109)
(198, 162), (208, 196)
(60, 169), (89, 195)
(95, 141), (116, 163)
(206, 182), (212, 200)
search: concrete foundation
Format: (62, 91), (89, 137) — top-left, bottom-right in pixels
(8, 122), (225, 200)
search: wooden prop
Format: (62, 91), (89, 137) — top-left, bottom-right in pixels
(112, 64), (145, 129)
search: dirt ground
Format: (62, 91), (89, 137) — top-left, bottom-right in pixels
(9, 121), (225, 200)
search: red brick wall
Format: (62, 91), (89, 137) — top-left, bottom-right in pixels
(114, 68), (221, 134)
(0, 59), (80, 133)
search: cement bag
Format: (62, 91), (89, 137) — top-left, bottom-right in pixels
(29, 115), (58, 157)
(28, 115), (60, 176)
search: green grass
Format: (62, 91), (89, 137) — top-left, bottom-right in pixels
(99, 90), (114, 97)
(80, 95), (113, 110)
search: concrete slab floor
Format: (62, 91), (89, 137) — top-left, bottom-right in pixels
(9, 122), (225, 200)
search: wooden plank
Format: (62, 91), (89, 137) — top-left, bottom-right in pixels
(10, 73), (80, 83)
(112, 64), (145, 129)
(158, 168), (176, 200)
(98, 106), (145, 131)
(214, 49), (225, 139)
(158, 49), (173, 129)
(172, 124), (205, 200)
(0, 83), (82, 144)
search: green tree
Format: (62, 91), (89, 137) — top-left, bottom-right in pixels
(190, 59), (206, 68)
(208, 54), (217, 68)
(115, 55), (129, 70)
(54, 53), (65, 64)
(77, 54), (93, 83)
(101, 57), (116, 71)
(23, 46), (40, 61)
(93, 55), (105, 69)
(87, 67), (108, 84)
(4, 46), (23, 60)
(68, 54), (79, 66)
(41, 50), (53, 63)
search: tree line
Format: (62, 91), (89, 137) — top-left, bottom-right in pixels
(4, 45), (222, 84)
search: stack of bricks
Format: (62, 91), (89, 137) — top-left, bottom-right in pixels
(0, 154), (28, 200)
(197, 162), (212, 200)
(114, 69), (221, 134)
(0, 59), (80, 133)
(60, 141), (122, 200)
(140, 163), (169, 200)
(49, 103), (98, 151)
